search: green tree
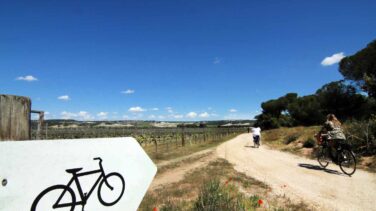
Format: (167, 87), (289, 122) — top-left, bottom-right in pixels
(287, 95), (324, 126)
(339, 40), (376, 97)
(316, 81), (368, 120)
(260, 93), (297, 117)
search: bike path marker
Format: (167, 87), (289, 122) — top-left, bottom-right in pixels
(0, 137), (157, 211)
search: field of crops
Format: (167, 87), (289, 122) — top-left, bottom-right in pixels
(31, 127), (247, 160)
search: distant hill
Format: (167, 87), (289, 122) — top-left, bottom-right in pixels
(31, 119), (255, 129)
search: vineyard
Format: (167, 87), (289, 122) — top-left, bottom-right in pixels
(31, 127), (247, 160)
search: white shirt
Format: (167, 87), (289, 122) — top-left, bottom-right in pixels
(251, 127), (261, 136)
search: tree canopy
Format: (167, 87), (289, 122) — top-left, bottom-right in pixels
(255, 81), (373, 129)
(339, 40), (376, 97)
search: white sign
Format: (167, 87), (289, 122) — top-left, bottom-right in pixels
(0, 137), (157, 211)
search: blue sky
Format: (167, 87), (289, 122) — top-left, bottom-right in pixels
(1, 0), (375, 121)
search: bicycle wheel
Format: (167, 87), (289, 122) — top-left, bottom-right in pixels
(338, 149), (356, 176)
(317, 147), (329, 168)
(31, 185), (76, 211)
(98, 172), (125, 206)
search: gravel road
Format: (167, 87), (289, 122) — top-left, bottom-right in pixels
(217, 133), (376, 211)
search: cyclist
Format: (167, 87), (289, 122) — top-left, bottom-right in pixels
(251, 127), (261, 147)
(320, 114), (346, 162)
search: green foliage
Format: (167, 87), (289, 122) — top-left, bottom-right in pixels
(284, 133), (300, 145)
(254, 113), (281, 129)
(261, 93), (298, 117)
(344, 116), (376, 155)
(194, 179), (249, 211)
(248, 195), (262, 208)
(287, 95), (325, 126)
(255, 81), (375, 129)
(316, 80), (369, 120)
(339, 40), (376, 98)
(303, 138), (316, 148)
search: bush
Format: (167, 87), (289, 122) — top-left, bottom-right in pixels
(303, 138), (316, 148)
(194, 179), (247, 211)
(284, 133), (300, 145)
(344, 116), (376, 155)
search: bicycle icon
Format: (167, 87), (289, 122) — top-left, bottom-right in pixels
(31, 157), (125, 211)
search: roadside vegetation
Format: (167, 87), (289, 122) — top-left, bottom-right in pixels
(254, 39), (376, 171)
(31, 125), (245, 162)
(139, 159), (311, 211)
(261, 125), (376, 172)
(255, 39), (376, 131)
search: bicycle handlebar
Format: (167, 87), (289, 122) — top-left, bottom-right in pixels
(94, 157), (102, 161)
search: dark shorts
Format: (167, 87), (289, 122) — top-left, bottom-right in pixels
(253, 135), (260, 143)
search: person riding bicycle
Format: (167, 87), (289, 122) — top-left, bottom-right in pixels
(251, 127), (261, 147)
(320, 114), (346, 162)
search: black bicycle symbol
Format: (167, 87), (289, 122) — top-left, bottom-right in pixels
(31, 157), (125, 211)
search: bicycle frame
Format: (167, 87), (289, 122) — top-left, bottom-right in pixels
(53, 159), (108, 208)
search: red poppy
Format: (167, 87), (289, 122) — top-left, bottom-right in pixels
(258, 199), (263, 205)
(153, 207), (158, 211)
(225, 177), (232, 186)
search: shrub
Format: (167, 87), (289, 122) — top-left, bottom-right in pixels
(284, 133), (300, 145)
(344, 116), (376, 155)
(303, 138), (316, 148)
(194, 178), (247, 211)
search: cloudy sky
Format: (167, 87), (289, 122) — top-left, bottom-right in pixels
(1, 0), (375, 120)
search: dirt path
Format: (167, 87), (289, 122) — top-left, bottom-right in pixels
(217, 133), (376, 211)
(150, 149), (216, 190)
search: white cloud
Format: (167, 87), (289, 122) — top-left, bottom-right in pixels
(199, 112), (210, 118)
(321, 52), (345, 66)
(158, 115), (165, 119)
(229, 109), (237, 113)
(44, 111), (50, 115)
(60, 111), (94, 120)
(16, 75), (38, 81)
(58, 95), (70, 101)
(121, 89), (135, 94)
(173, 114), (184, 119)
(166, 107), (173, 113)
(151, 108), (159, 111)
(61, 111), (76, 119)
(213, 57), (221, 64)
(97, 112), (108, 119)
(148, 115), (156, 119)
(123, 115), (129, 119)
(224, 113), (251, 120)
(128, 106), (146, 113)
(186, 112), (197, 118)
(211, 113), (219, 117)
(78, 111), (93, 120)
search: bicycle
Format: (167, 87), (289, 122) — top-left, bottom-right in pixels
(253, 135), (260, 148)
(315, 133), (357, 176)
(31, 157), (125, 211)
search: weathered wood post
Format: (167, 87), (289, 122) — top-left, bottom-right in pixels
(0, 94), (31, 141)
(31, 110), (44, 140)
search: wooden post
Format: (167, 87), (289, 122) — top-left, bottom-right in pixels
(31, 110), (44, 140)
(0, 95), (31, 141)
(181, 127), (185, 147)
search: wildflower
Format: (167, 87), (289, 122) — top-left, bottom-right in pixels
(225, 177), (232, 186)
(153, 207), (158, 211)
(258, 199), (263, 206)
